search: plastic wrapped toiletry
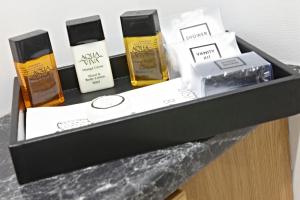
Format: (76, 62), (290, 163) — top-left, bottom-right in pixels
(188, 52), (273, 97)
(169, 32), (241, 88)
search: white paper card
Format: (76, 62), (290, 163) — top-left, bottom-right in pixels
(26, 102), (91, 140)
(25, 78), (199, 140)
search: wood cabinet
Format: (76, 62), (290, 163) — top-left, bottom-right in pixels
(168, 119), (293, 200)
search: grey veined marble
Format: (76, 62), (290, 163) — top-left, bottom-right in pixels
(0, 115), (252, 200)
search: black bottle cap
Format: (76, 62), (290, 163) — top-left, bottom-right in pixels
(120, 9), (161, 37)
(9, 30), (53, 63)
(66, 15), (105, 46)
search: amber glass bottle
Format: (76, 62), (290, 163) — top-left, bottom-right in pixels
(120, 10), (169, 87)
(9, 30), (64, 108)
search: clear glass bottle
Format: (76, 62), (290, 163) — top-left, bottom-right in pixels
(9, 30), (64, 108)
(120, 10), (169, 87)
(66, 15), (114, 93)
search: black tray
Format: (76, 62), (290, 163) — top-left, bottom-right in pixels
(9, 37), (300, 184)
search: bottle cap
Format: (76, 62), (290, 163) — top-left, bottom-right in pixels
(9, 30), (53, 63)
(120, 9), (161, 37)
(66, 15), (105, 46)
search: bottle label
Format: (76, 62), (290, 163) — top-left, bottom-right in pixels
(19, 57), (60, 106)
(180, 23), (211, 41)
(189, 43), (222, 63)
(72, 41), (114, 93)
(126, 35), (164, 80)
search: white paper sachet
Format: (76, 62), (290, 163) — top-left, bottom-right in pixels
(162, 8), (226, 77)
(170, 32), (241, 89)
(163, 8), (225, 44)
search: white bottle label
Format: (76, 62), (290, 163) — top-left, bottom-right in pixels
(71, 41), (114, 93)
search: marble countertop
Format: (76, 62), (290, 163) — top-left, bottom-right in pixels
(0, 114), (252, 200)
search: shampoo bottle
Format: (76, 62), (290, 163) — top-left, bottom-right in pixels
(66, 15), (114, 93)
(120, 10), (169, 87)
(9, 30), (64, 108)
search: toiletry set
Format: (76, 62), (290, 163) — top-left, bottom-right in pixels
(8, 8), (274, 139)
(9, 10), (168, 110)
(11, 7), (298, 185)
